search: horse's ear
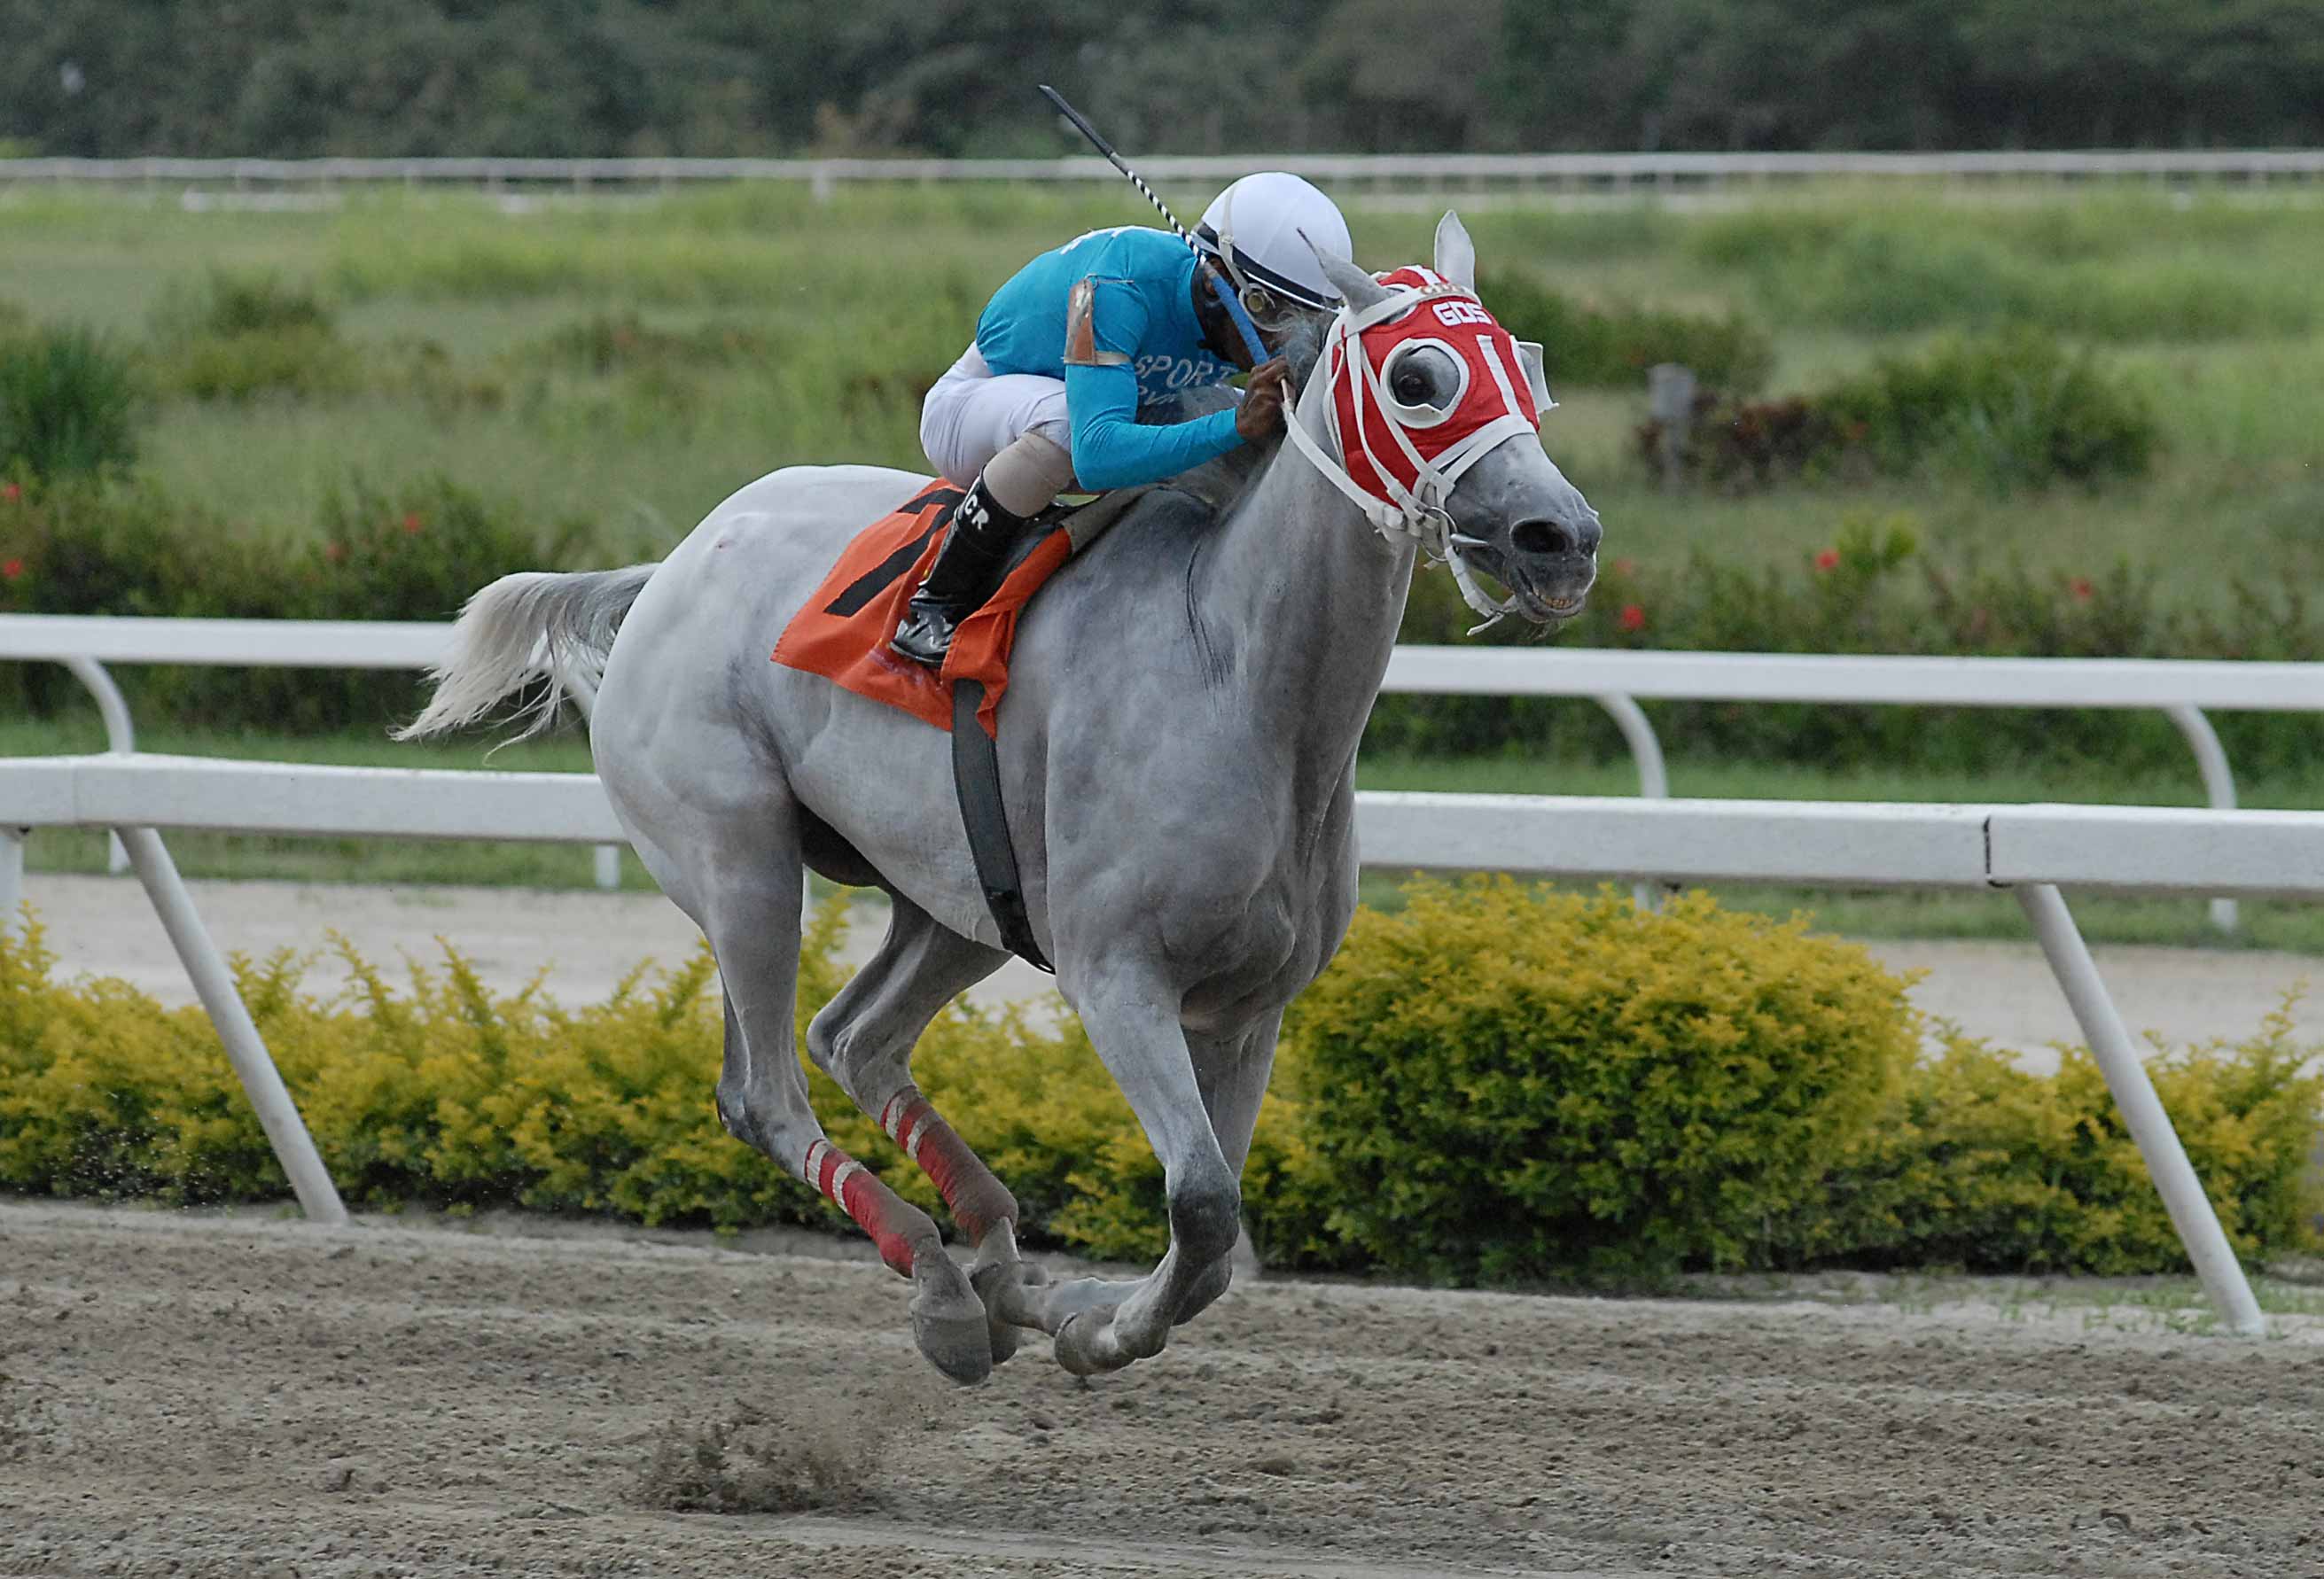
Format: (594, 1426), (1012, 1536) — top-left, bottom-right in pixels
(1299, 229), (1391, 314)
(1434, 211), (1477, 292)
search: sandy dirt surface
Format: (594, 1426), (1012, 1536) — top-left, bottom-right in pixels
(4, 1202), (2320, 1579)
(17, 874), (2317, 1065)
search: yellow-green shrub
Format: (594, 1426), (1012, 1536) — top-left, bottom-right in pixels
(1281, 882), (1920, 1280)
(0, 903), (1224, 1257)
(3, 891), (2316, 1280)
(1798, 1006), (2324, 1272)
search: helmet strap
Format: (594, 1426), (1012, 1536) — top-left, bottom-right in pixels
(1200, 257), (1270, 367)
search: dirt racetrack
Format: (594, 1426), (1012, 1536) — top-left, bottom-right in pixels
(4, 1203), (2321, 1578)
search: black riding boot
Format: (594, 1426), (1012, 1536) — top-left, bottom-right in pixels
(891, 476), (1033, 666)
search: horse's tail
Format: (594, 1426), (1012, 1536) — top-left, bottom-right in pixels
(393, 564), (659, 742)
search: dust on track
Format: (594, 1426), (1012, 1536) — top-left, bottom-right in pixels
(3, 1202), (2320, 1579)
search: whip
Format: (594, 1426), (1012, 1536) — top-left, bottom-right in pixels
(1037, 84), (1271, 367)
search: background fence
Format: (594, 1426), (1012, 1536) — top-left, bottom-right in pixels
(9, 151), (2324, 197)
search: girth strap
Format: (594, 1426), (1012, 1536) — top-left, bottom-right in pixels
(949, 678), (1053, 973)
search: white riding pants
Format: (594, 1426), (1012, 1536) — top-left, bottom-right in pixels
(919, 345), (1073, 490)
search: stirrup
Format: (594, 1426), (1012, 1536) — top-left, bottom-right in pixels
(892, 602), (961, 666)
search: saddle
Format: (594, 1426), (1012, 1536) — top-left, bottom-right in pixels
(771, 479), (1158, 969)
(771, 479), (1146, 738)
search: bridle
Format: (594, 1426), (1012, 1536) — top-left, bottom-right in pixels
(1280, 270), (1551, 631)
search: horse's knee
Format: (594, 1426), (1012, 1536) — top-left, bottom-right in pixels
(1168, 1172), (1242, 1271)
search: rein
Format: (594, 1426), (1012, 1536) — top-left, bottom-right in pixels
(1280, 276), (1544, 632)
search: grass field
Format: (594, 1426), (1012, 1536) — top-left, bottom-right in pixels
(4, 181), (2322, 603)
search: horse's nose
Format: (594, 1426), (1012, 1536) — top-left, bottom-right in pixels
(1510, 516), (1600, 559)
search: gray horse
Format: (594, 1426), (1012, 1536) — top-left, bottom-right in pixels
(399, 217), (1601, 1383)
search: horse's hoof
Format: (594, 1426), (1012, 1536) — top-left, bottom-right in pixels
(970, 1256), (1047, 1368)
(1053, 1311), (1129, 1377)
(909, 1256), (993, 1386)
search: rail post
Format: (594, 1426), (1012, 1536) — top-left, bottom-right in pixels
(116, 824), (347, 1225)
(62, 654), (134, 875)
(2162, 704), (2239, 933)
(1590, 692), (1668, 910)
(2016, 882), (2264, 1335)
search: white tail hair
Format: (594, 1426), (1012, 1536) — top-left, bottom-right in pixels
(394, 564), (659, 742)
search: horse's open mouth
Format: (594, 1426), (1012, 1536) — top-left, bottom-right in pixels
(1507, 564), (1592, 624)
(1466, 547), (1592, 625)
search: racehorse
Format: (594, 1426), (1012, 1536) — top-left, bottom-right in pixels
(398, 217), (1602, 1383)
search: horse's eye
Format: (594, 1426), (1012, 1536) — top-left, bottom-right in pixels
(1385, 345), (1461, 414)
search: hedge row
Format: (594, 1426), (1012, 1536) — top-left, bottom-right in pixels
(5, 883), (2315, 1280)
(0, 473), (604, 730)
(1635, 329), (2159, 492)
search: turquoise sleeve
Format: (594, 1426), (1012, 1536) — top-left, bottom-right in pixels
(1060, 276), (1243, 489)
(1063, 362), (1244, 491)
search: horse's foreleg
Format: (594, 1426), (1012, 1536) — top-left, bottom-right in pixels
(1041, 969), (1241, 1376)
(709, 873), (991, 1386)
(1170, 1009), (1284, 1326)
(966, 1015), (1283, 1352)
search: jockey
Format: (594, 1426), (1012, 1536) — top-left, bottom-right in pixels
(893, 171), (1353, 665)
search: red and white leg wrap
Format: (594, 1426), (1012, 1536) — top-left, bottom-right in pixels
(802, 1138), (919, 1279)
(877, 1090), (1018, 1245)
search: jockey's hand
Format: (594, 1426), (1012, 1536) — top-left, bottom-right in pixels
(1236, 358), (1292, 443)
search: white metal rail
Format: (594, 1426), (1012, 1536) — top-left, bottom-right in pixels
(0, 616), (626, 890)
(9, 152), (2324, 192)
(3, 751), (2311, 1336)
(1384, 646), (2324, 932)
(7, 618), (2314, 917)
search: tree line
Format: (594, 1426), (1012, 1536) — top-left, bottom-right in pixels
(5, 0), (2321, 159)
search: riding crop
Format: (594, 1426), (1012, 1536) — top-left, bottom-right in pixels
(1036, 83), (1272, 368)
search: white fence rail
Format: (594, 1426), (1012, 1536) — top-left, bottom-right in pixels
(5, 617), (2315, 920)
(8, 151), (2324, 195)
(5, 749), (2315, 1336)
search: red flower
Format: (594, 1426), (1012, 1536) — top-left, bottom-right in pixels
(1813, 548), (1841, 572)
(324, 541), (347, 564)
(1, 483), (19, 503)
(2070, 576), (2094, 602)
(402, 512), (424, 535)
(1618, 603), (1647, 633)
(1, 557), (21, 581)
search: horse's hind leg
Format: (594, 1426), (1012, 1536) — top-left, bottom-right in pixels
(701, 828), (993, 1385)
(805, 896), (1041, 1363)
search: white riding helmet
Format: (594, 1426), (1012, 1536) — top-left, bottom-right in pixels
(1194, 172), (1352, 319)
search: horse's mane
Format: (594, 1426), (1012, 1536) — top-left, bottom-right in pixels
(1135, 311), (1331, 518)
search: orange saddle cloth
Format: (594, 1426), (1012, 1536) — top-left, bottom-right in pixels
(771, 480), (1076, 738)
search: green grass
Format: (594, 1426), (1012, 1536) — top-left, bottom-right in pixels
(2, 181), (2321, 604)
(10, 715), (2320, 951)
